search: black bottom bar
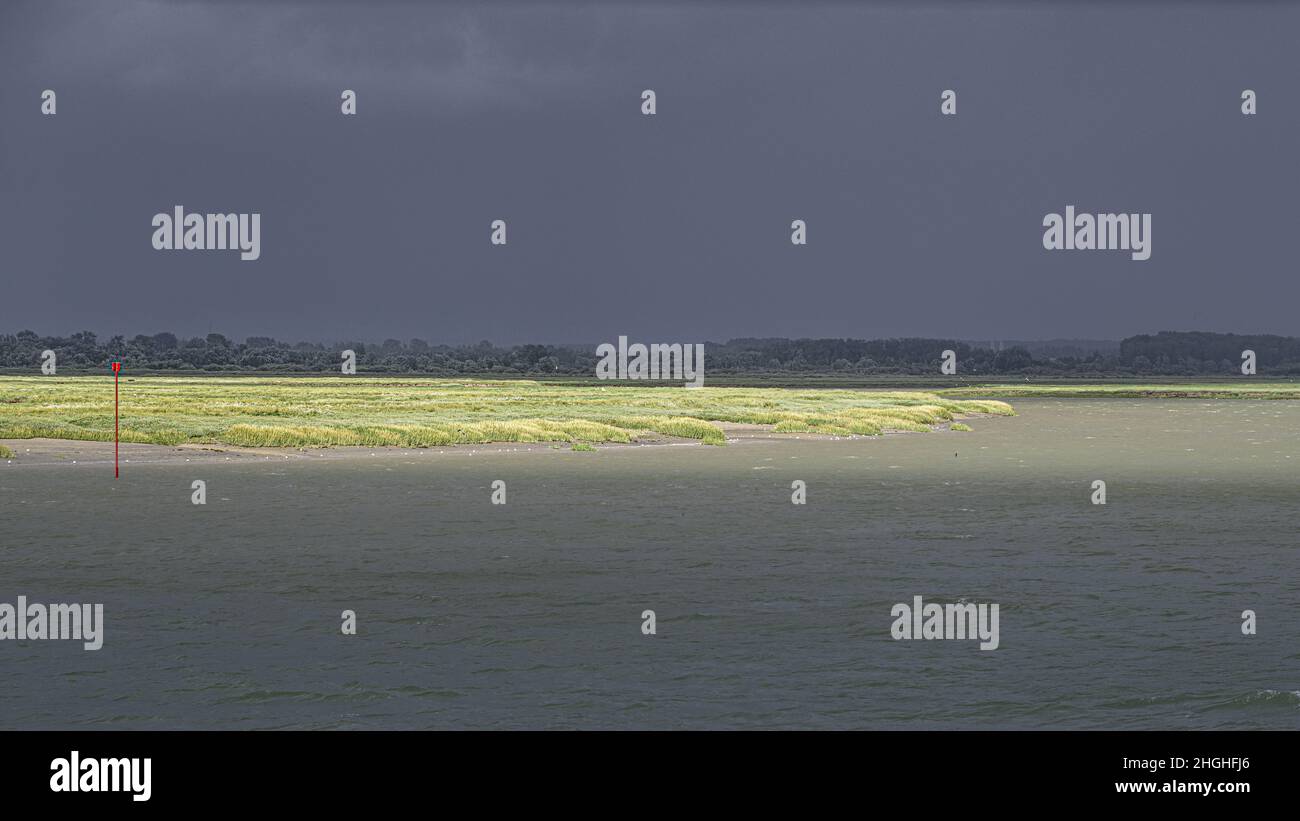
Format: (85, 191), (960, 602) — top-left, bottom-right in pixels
(4, 730), (1286, 808)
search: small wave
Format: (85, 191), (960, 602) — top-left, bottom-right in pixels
(1204, 689), (1300, 710)
(217, 689), (319, 705)
(678, 612), (720, 621)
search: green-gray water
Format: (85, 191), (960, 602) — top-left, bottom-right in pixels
(2, 398), (1297, 728)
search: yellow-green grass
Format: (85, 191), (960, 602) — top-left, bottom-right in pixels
(0, 444), (12, 458)
(938, 382), (1300, 400)
(0, 376), (1014, 449)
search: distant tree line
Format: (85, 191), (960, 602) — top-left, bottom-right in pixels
(2, 329), (1298, 376)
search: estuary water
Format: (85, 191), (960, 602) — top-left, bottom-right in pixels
(2, 398), (1298, 729)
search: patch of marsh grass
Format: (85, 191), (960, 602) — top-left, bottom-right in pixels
(0, 376), (1013, 449)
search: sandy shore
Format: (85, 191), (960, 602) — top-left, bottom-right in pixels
(0, 422), (972, 467)
(0, 437), (678, 466)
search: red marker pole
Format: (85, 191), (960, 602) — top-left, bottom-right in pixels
(112, 362), (122, 478)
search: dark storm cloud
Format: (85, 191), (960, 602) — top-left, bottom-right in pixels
(1, 0), (1297, 344)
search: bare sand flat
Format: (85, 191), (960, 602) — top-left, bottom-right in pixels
(0, 437), (670, 467)
(0, 425), (958, 467)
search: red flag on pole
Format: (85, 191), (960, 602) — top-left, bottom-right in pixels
(112, 362), (121, 478)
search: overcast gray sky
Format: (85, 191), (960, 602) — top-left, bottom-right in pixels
(1, 0), (1296, 344)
